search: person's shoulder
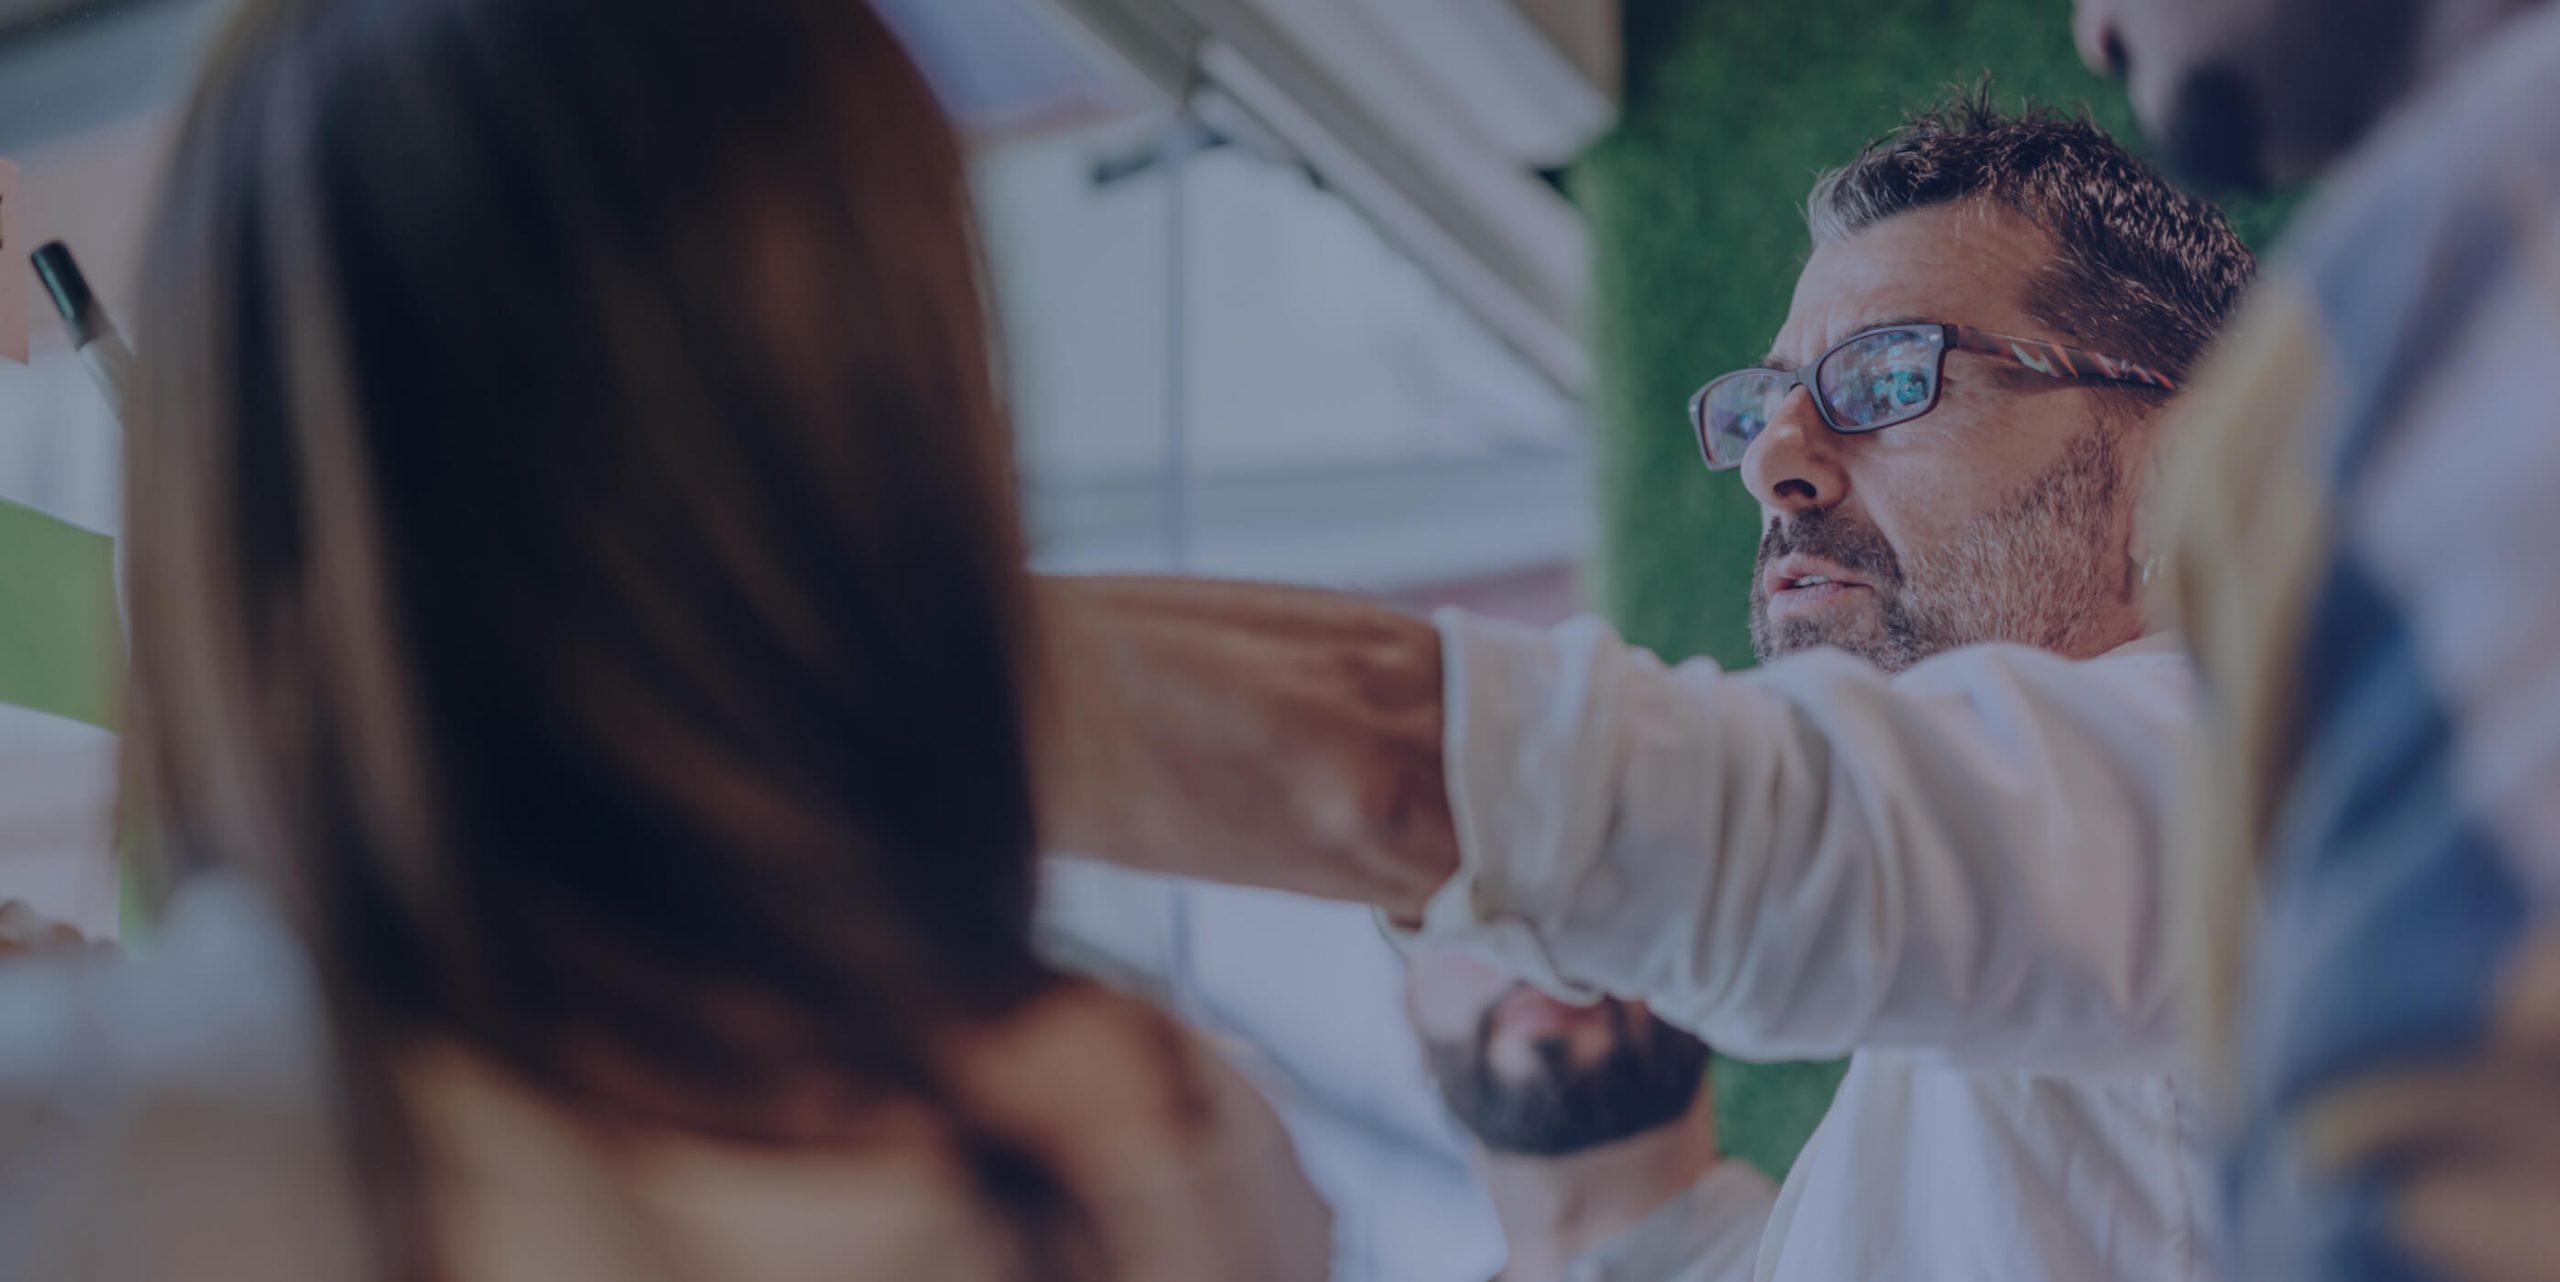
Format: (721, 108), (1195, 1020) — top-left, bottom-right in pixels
(959, 984), (1216, 1141)
(956, 982), (1332, 1282)
(957, 982), (1288, 1185)
(1892, 635), (2196, 705)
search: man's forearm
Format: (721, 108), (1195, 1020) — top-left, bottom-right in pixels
(1034, 577), (1458, 918)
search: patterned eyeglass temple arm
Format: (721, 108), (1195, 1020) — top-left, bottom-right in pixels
(1947, 325), (2180, 392)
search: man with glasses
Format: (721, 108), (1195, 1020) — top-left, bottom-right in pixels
(1042, 93), (2251, 1280)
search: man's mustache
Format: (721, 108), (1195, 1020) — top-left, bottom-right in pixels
(1756, 510), (1904, 588)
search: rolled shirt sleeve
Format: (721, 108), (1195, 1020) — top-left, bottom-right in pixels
(1396, 608), (2196, 1072)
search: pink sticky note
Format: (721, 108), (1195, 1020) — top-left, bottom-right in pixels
(0, 157), (22, 365)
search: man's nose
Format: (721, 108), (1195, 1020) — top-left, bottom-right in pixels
(1740, 386), (1849, 517)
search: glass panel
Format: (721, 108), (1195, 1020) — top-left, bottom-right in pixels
(979, 120), (1586, 592)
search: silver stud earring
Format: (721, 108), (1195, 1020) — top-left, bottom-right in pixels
(2138, 555), (2163, 587)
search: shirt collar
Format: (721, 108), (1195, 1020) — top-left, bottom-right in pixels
(2104, 631), (2184, 658)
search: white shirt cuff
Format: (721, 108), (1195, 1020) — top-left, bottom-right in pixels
(1375, 610), (1629, 1002)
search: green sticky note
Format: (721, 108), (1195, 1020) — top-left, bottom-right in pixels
(0, 496), (120, 730)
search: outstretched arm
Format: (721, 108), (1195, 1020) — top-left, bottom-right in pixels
(1040, 575), (2199, 1071)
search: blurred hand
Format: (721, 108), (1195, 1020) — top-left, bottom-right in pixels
(1034, 576), (1457, 918)
(0, 900), (106, 960)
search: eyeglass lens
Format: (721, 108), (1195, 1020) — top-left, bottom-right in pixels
(1819, 327), (1942, 432)
(1696, 326), (1944, 468)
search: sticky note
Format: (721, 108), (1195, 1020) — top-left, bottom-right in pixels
(0, 157), (22, 365)
(0, 496), (121, 939)
(0, 496), (119, 730)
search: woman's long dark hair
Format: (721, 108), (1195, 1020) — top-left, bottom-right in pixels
(123, 0), (1114, 1275)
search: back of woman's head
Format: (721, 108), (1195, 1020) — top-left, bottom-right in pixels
(127, 0), (1055, 1155)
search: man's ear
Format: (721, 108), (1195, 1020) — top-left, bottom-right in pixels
(2128, 404), (2181, 601)
(2131, 446), (2165, 566)
(2115, 392), (2177, 549)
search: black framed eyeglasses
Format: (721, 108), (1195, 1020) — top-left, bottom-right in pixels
(1686, 322), (2178, 472)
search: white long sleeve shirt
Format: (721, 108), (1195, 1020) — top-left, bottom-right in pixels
(1403, 614), (2211, 1282)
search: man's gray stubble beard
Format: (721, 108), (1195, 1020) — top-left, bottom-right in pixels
(1749, 424), (2130, 673)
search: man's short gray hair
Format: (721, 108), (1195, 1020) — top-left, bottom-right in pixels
(1808, 84), (2255, 389)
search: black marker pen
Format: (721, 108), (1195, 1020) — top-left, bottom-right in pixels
(31, 241), (135, 425)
